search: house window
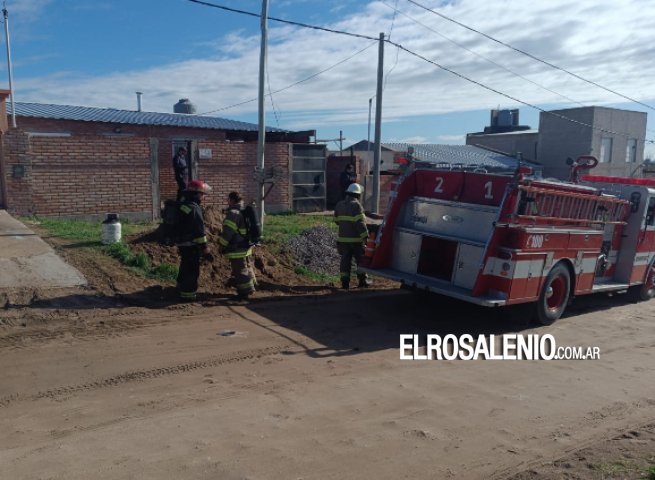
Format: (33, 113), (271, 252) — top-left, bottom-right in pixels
(626, 138), (637, 163)
(600, 137), (613, 163)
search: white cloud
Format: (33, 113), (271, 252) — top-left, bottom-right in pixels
(436, 134), (465, 144)
(15, 0), (655, 140)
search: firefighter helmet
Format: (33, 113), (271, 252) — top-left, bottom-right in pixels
(346, 183), (363, 195)
(185, 180), (212, 194)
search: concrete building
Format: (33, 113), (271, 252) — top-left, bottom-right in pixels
(537, 106), (646, 179)
(466, 106), (647, 180)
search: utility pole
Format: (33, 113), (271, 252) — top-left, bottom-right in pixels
(3, 4), (16, 128)
(339, 130), (343, 155)
(372, 32), (385, 214)
(256, 0), (269, 229)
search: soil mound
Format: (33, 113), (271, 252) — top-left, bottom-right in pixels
(128, 206), (337, 296)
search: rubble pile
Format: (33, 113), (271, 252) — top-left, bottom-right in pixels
(286, 226), (340, 275)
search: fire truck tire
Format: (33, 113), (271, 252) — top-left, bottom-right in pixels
(629, 261), (655, 302)
(536, 263), (571, 325)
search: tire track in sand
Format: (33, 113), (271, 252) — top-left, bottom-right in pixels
(0, 344), (296, 408)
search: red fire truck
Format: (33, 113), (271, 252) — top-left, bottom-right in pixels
(362, 158), (655, 324)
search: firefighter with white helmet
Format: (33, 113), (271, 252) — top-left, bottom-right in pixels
(176, 179), (212, 301)
(334, 182), (371, 289)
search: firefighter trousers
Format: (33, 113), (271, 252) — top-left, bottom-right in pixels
(177, 245), (201, 299)
(337, 242), (368, 283)
(229, 255), (256, 297)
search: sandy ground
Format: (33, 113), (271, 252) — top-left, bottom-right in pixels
(1, 284), (654, 479)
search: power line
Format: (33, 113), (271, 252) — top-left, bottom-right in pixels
(265, 58), (280, 127)
(387, 39), (655, 145)
(188, 0), (653, 146)
(186, 0), (378, 41)
(404, 0), (655, 113)
(380, 0), (585, 108)
(198, 41), (377, 116)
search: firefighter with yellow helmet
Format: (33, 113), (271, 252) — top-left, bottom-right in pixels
(334, 183), (371, 289)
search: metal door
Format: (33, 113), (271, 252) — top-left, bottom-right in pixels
(292, 144), (326, 212)
(452, 243), (484, 289)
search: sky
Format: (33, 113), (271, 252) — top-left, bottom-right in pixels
(5, 0), (655, 157)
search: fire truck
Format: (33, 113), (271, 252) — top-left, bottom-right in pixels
(362, 157), (655, 324)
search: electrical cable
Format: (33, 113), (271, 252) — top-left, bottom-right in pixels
(186, 0), (379, 41)
(387, 39), (655, 145)
(265, 59), (281, 127)
(189, 0), (654, 148)
(380, 0), (585, 108)
(404, 0), (655, 112)
(198, 41), (377, 116)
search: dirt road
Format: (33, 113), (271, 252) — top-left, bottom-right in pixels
(1, 290), (653, 479)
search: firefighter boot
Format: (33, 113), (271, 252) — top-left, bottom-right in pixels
(341, 277), (350, 290)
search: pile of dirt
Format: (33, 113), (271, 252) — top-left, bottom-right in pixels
(286, 225), (340, 275)
(128, 205), (338, 296)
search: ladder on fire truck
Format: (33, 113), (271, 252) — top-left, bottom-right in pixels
(513, 183), (629, 226)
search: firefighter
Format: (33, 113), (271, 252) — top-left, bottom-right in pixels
(334, 183), (371, 289)
(218, 191), (257, 300)
(176, 180), (212, 301)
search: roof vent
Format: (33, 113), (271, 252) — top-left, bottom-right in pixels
(174, 98), (196, 114)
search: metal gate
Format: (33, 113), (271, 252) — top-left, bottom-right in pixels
(292, 144), (327, 212)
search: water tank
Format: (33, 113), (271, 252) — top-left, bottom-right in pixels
(174, 98), (197, 114)
(497, 109), (513, 127)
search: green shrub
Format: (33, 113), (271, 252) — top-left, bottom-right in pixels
(132, 252), (150, 270)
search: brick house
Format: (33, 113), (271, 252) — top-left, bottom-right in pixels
(0, 96), (317, 220)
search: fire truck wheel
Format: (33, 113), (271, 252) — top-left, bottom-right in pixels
(536, 263), (571, 325)
(629, 261), (655, 302)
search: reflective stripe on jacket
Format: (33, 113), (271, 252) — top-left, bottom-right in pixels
(219, 206), (252, 257)
(334, 196), (368, 243)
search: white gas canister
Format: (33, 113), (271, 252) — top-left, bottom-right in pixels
(101, 213), (122, 244)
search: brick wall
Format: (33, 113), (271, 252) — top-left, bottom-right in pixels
(1, 121), (295, 217)
(2, 129), (153, 219)
(193, 141), (291, 212)
(18, 117), (293, 213)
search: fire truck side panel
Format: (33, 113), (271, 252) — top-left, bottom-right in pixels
(366, 169), (654, 315)
(399, 197), (498, 244)
(476, 227), (602, 304)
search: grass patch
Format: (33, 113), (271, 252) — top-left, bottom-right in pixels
(21, 216), (154, 243)
(104, 241), (177, 282)
(294, 265), (339, 283)
(22, 216), (176, 282)
(647, 465), (655, 480)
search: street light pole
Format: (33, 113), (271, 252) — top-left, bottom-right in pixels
(256, 0), (269, 230)
(3, 5), (16, 128)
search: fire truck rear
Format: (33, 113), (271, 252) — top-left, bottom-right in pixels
(362, 160), (655, 324)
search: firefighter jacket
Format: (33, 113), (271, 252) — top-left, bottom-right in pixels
(176, 201), (208, 247)
(219, 205), (253, 260)
(334, 196), (368, 244)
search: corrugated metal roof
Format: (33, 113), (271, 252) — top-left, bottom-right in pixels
(382, 143), (539, 171)
(10, 101), (287, 133)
